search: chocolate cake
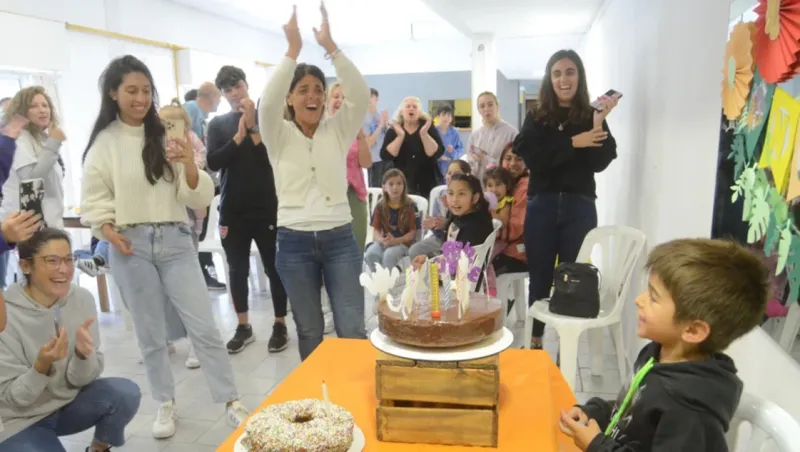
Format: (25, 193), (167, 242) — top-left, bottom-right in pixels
(377, 292), (504, 348)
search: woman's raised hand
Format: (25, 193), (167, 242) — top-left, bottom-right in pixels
(572, 127), (608, 148)
(313, 1), (337, 54)
(283, 5), (302, 58)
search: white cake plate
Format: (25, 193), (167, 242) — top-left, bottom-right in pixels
(234, 424), (365, 452)
(370, 327), (514, 361)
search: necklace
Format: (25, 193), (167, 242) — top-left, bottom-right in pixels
(558, 121), (566, 131)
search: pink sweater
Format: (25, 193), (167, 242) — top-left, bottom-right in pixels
(346, 139), (367, 201)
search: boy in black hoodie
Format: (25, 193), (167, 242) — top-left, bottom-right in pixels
(559, 238), (768, 452)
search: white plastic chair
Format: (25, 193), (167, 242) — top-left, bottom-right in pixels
(726, 392), (800, 452)
(497, 272), (529, 325)
(429, 185), (447, 216)
(524, 226), (647, 392)
(197, 196), (266, 300)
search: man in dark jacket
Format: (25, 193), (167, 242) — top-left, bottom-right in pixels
(206, 65), (288, 354)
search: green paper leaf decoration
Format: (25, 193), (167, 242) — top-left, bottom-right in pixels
(776, 223), (792, 276)
(747, 186), (770, 243)
(786, 238), (800, 303)
(731, 134), (747, 179)
(764, 210), (780, 256)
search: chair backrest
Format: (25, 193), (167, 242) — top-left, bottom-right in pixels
(492, 218), (502, 231)
(367, 188), (383, 217)
(470, 221), (502, 292)
(576, 225), (646, 318)
(726, 392), (800, 452)
(198, 195), (220, 245)
(409, 195), (429, 224)
(429, 185), (447, 216)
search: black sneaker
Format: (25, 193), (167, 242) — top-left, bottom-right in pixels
(227, 324), (255, 354)
(268, 322), (289, 353)
(206, 277), (227, 291)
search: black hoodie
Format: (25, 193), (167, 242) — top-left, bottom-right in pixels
(444, 207), (494, 250)
(581, 342), (742, 452)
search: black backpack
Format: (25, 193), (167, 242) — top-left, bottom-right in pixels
(549, 263), (601, 318)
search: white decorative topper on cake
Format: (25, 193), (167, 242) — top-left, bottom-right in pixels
(360, 264), (405, 316)
(435, 241), (482, 320)
(398, 268), (417, 320)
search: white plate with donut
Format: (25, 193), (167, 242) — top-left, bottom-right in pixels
(370, 326), (514, 361)
(234, 424), (365, 452)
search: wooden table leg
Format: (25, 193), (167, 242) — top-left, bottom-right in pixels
(96, 274), (110, 313)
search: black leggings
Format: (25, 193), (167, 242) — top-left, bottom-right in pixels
(221, 218), (288, 317)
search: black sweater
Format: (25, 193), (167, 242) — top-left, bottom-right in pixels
(380, 119), (445, 198)
(444, 208), (494, 249)
(580, 342), (741, 452)
(206, 111), (278, 225)
(512, 107), (616, 198)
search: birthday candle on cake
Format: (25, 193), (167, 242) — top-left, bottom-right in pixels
(442, 271), (451, 310)
(430, 262), (441, 320)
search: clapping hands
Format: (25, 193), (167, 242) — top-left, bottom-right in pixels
(75, 318), (95, 359)
(34, 327), (69, 374)
(283, 2), (338, 58)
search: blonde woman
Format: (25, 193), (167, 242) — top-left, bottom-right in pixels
(0, 87), (66, 229)
(379, 97), (444, 199)
(466, 91), (518, 181)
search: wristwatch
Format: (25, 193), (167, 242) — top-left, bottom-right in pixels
(247, 124), (260, 134)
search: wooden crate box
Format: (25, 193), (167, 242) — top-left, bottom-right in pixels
(375, 351), (499, 447)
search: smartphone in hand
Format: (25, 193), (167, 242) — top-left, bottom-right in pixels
(19, 178), (45, 230)
(163, 118), (186, 143)
(591, 90), (623, 112)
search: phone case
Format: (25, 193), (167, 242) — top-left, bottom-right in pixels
(591, 90), (623, 112)
(20, 178), (45, 229)
(164, 118), (186, 141)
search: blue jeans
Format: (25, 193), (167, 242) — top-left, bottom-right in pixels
(109, 223), (238, 403)
(276, 223), (366, 360)
(0, 378), (141, 452)
(524, 193), (597, 337)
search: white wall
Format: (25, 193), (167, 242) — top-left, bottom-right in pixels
(0, 0), (293, 207)
(581, 0), (730, 364)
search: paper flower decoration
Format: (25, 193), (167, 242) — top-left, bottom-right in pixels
(722, 22), (756, 120)
(436, 240), (479, 281)
(359, 264), (400, 299)
(754, 0), (800, 83)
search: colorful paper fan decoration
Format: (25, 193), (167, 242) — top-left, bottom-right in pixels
(754, 0), (800, 83)
(722, 22), (757, 120)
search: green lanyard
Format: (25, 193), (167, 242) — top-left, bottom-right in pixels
(605, 357), (655, 436)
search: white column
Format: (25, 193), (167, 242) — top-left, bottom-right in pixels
(471, 34), (497, 129)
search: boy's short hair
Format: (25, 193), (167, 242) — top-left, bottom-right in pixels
(370, 87), (379, 98)
(215, 65), (247, 91)
(437, 105), (454, 117)
(646, 238), (769, 353)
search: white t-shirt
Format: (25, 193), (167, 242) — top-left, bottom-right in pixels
(0, 130), (64, 229)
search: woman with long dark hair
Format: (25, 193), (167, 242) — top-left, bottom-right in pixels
(259, 4), (369, 361)
(81, 56), (248, 439)
(513, 50), (619, 348)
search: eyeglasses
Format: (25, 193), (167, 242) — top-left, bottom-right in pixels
(33, 255), (75, 270)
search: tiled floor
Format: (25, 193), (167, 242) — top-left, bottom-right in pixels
(57, 273), (625, 451)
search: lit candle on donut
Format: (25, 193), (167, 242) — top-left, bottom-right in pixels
(430, 261), (441, 320)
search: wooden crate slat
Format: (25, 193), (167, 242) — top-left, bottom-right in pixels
(377, 405), (498, 447)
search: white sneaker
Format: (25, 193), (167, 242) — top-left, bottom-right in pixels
(226, 400), (250, 427)
(152, 400), (178, 439)
(76, 259), (99, 277)
(185, 344), (200, 369)
(323, 311), (334, 334)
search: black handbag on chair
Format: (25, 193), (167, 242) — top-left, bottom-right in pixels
(548, 263), (601, 318)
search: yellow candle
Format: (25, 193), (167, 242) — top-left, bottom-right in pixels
(430, 262), (441, 319)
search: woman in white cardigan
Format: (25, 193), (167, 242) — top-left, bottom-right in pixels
(260, 4), (369, 360)
(81, 55), (247, 439)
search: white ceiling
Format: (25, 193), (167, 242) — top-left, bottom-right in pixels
(170, 0), (463, 45)
(171, 0), (608, 79)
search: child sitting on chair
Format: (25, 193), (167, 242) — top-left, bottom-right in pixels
(559, 238), (768, 452)
(364, 169), (420, 272)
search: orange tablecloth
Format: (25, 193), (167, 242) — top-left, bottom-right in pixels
(218, 339), (580, 451)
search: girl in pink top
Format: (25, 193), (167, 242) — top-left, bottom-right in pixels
(328, 82), (371, 254)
